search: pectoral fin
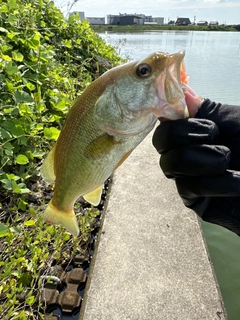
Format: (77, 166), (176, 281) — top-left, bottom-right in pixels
(85, 134), (119, 159)
(83, 185), (103, 206)
(41, 145), (56, 183)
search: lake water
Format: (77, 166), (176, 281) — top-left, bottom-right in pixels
(99, 30), (240, 320)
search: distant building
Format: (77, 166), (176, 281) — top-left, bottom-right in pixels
(197, 20), (208, 26)
(209, 20), (219, 26)
(140, 15), (153, 23)
(69, 11), (85, 20)
(87, 17), (105, 25)
(144, 21), (157, 25)
(69, 12), (105, 25)
(107, 14), (144, 25)
(175, 18), (191, 25)
(137, 14), (164, 25)
(152, 17), (164, 25)
(107, 14), (163, 25)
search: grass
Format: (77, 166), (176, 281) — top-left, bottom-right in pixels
(91, 24), (238, 33)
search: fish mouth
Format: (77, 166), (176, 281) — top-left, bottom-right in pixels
(153, 50), (189, 120)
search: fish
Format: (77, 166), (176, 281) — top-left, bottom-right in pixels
(40, 50), (189, 236)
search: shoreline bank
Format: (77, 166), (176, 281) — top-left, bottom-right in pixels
(91, 24), (238, 33)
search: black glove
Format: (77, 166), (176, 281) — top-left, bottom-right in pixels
(152, 99), (240, 236)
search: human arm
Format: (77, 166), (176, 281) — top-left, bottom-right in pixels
(152, 87), (240, 236)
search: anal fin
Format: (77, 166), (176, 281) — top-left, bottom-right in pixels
(83, 185), (103, 206)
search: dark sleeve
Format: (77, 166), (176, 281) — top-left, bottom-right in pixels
(196, 99), (240, 170)
(152, 99), (240, 236)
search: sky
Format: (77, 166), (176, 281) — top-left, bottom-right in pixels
(55, 0), (240, 25)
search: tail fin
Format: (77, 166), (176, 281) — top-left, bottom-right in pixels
(42, 200), (79, 236)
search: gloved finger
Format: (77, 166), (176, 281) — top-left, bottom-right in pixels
(196, 100), (240, 141)
(152, 118), (219, 154)
(176, 170), (240, 198)
(160, 144), (231, 178)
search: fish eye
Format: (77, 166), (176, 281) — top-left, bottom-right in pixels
(136, 63), (152, 78)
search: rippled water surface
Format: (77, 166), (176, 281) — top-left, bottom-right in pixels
(99, 30), (240, 319)
(99, 30), (240, 105)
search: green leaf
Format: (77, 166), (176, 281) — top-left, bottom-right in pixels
(32, 150), (45, 158)
(18, 198), (28, 211)
(3, 142), (14, 156)
(64, 39), (72, 48)
(24, 220), (35, 227)
(16, 154), (29, 165)
(12, 51), (24, 62)
(19, 103), (33, 115)
(0, 223), (9, 238)
(2, 44), (12, 52)
(3, 142), (14, 150)
(26, 295), (35, 305)
(28, 33), (40, 49)
(25, 150), (34, 160)
(18, 310), (26, 318)
(44, 127), (60, 140)
(0, 4), (8, 12)
(54, 98), (68, 110)
(0, 128), (12, 140)
(35, 102), (45, 112)
(6, 173), (20, 181)
(26, 82), (35, 91)
(8, 122), (25, 137)
(15, 91), (34, 103)
(6, 79), (15, 91)
(12, 184), (22, 193)
(1, 178), (13, 190)
(8, 0), (17, 10)
(1, 53), (11, 61)
(17, 136), (28, 145)
(19, 187), (31, 194)
(5, 61), (18, 75)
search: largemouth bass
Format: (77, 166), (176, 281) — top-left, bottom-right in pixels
(41, 50), (189, 236)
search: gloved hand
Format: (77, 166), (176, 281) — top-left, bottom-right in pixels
(152, 95), (240, 236)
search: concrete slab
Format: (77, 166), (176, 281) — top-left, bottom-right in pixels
(79, 130), (227, 320)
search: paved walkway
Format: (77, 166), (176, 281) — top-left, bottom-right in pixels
(79, 130), (227, 320)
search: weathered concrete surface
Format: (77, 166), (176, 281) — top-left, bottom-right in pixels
(79, 130), (227, 320)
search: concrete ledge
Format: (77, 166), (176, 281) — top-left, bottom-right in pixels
(79, 130), (227, 320)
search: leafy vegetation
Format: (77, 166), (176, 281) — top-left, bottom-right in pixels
(0, 0), (123, 318)
(235, 24), (240, 31)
